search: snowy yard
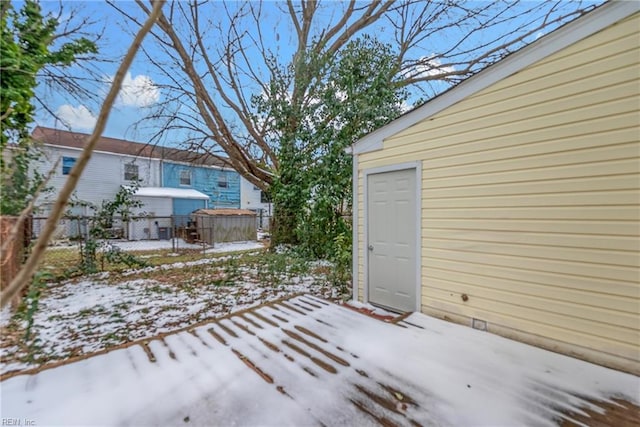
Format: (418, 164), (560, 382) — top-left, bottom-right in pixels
(0, 246), (347, 375)
(2, 243), (638, 426)
(2, 295), (638, 426)
(46, 238), (266, 254)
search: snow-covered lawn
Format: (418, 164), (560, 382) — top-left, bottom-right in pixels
(48, 238), (265, 253)
(2, 295), (638, 426)
(0, 248), (347, 376)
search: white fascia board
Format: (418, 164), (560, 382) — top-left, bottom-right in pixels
(43, 143), (158, 162)
(135, 187), (210, 200)
(353, 1), (639, 155)
(161, 159), (224, 170)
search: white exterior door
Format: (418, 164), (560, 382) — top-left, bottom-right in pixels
(367, 168), (418, 312)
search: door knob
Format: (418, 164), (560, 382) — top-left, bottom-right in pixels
(368, 245), (374, 251)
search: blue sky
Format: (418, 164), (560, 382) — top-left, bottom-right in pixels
(34, 1), (304, 145)
(29, 1), (602, 147)
(34, 1), (162, 141)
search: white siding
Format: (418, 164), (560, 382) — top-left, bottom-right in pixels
(240, 177), (272, 215)
(129, 196), (172, 240)
(35, 145), (161, 213)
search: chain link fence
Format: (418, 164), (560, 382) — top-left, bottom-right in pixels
(29, 214), (259, 274)
(32, 214), (273, 243)
(31, 211), (272, 256)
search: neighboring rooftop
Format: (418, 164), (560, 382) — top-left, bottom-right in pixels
(31, 126), (229, 168)
(194, 208), (256, 216)
(134, 187), (210, 200)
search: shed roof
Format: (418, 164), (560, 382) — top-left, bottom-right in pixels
(351, 1), (640, 155)
(194, 209), (256, 216)
(135, 187), (209, 200)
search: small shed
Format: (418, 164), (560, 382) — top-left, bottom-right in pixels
(192, 209), (257, 244)
(130, 187), (209, 240)
(350, 2), (639, 375)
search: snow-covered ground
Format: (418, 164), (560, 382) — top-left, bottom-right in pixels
(114, 239), (265, 253)
(48, 238), (265, 253)
(2, 295), (638, 426)
(0, 250), (343, 375)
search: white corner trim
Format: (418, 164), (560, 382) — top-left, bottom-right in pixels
(414, 164), (422, 313)
(362, 161), (422, 311)
(351, 155), (359, 303)
(44, 143), (159, 163)
(353, 1), (639, 156)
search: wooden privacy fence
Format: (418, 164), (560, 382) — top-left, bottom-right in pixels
(0, 216), (30, 307)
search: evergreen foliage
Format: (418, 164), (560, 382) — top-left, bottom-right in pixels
(0, 0), (97, 215)
(257, 36), (407, 274)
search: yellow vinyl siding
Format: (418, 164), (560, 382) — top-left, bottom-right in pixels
(423, 290), (639, 361)
(357, 12), (640, 372)
(376, 113), (638, 165)
(385, 16), (639, 142)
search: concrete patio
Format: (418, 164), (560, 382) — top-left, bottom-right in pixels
(2, 295), (638, 426)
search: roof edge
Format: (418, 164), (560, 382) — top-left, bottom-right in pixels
(352, 1), (639, 155)
(134, 187), (210, 200)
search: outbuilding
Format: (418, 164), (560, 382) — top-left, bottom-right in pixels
(351, 1), (639, 374)
(192, 209), (257, 244)
(129, 187), (209, 240)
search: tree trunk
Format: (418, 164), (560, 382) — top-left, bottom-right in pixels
(268, 138), (309, 248)
(270, 198), (300, 248)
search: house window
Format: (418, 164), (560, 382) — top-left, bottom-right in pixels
(253, 185), (260, 191)
(124, 163), (139, 181)
(62, 157), (76, 175)
(218, 174), (228, 188)
(260, 191), (270, 204)
(179, 170), (191, 186)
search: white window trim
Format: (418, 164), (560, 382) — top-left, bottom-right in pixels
(124, 162), (139, 181)
(179, 169), (192, 186)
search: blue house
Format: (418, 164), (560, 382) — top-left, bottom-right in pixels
(162, 161), (241, 217)
(32, 126), (250, 228)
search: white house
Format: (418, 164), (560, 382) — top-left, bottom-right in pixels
(31, 127), (272, 234)
(240, 178), (272, 229)
(32, 127), (162, 217)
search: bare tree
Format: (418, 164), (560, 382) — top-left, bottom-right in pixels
(112, 0), (598, 191)
(107, 0), (600, 245)
(0, 0), (166, 309)
(28, 1), (110, 128)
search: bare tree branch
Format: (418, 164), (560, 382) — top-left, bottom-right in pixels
(1, 0), (166, 309)
(110, 0), (597, 192)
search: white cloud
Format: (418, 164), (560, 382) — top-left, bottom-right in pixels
(115, 72), (160, 107)
(55, 104), (97, 131)
(402, 56), (455, 80)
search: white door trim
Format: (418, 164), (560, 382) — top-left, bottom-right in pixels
(362, 161), (422, 312)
